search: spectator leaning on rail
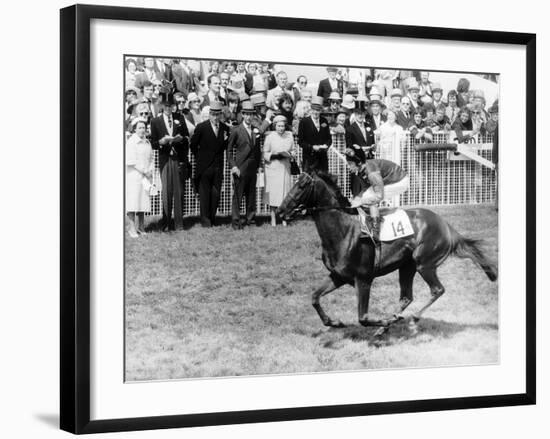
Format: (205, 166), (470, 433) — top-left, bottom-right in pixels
(408, 109), (434, 143)
(451, 107), (486, 144)
(228, 101), (261, 230)
(298, 96), (332, 173)
(430, 104), (452, 132)
(345, 149), (410, 241)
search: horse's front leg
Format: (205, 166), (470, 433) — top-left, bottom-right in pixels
(312, 275), (345, 328)
(357, 277), (387, 327)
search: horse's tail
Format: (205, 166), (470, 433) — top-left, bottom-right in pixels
(450, 229), (498, 282)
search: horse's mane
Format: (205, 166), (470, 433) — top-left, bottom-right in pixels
(315, 171), (351, 208)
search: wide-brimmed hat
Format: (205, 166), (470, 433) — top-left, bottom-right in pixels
(390, 88), (403, 98)
(311, 96), (324, 110)
(209, 101), (223, 113)
(326, 66), (338, 73)
(240, 101), (256, 113)
(250, 93), (266, 107)
(273, 115), (287, 124)
(431, 82), (443, 92)
(341, 94), (355, 110)
(328, 91), (342, 101)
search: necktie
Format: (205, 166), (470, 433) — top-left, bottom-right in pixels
(168, 117), (172, 129)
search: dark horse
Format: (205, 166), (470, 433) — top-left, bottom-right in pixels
(276, 172), (497, 331)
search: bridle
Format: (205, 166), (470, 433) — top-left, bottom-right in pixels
(284, 173), (357, 218)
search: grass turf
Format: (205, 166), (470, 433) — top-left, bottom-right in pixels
(125, 204), (498, 381)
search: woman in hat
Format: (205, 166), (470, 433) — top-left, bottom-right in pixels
(330, 108), (349, 135)
(263, 115), (295, 226)
(126, 119), (154, 237)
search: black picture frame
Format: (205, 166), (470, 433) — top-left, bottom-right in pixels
(60, 4), (536, 434)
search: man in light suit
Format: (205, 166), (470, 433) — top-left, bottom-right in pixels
(227, 101), (261, 229)
(189, 101), (230, 227)
(266, 71), (293, 109)
(298, 96), (332, 173)
(317, 66), (344, 105)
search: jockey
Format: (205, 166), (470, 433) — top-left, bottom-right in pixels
(345, 148), (410, 241)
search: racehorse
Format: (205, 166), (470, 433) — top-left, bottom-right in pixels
(276, 172), (497, 332)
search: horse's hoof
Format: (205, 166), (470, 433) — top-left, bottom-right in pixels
(330, 319), (346, 328)
(324, 319), (345, 328)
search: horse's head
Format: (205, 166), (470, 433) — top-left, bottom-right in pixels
(277, 173), (315, 221)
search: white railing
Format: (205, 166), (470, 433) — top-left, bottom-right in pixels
(143, 130), (496, 216)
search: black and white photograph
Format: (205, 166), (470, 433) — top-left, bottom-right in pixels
(124, 57), (500, 381)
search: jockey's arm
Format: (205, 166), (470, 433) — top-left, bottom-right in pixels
(363, 171), (384, 204)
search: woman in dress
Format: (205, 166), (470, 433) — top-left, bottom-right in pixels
(263, 115), (295, 227)
(126, 120), (154, 237)
(375, 110), (404, 161)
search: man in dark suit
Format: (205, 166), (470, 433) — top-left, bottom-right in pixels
(345, 98), (371, 196)
(227, 102), (261, 229)
(396, 96), (414, 129)
(317, 67), (344, 105)
(172, 59), (195, 98)
(368, 89), (387, 130)
(298, 96), (332, 173)
(150, 100), (190, 231)
(189, 101), (230, 227)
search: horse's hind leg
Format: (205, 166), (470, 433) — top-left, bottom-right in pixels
(312, 275), (345, 328)
(412, 266), (445, 321)
(395, 260), (416, 317)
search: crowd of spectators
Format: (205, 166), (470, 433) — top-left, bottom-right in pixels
(124, 58), (499, 235)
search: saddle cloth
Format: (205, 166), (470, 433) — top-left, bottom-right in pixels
(379, 209), (414, 241)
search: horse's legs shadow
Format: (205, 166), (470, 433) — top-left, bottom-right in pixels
(330, 317), (498, 346)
